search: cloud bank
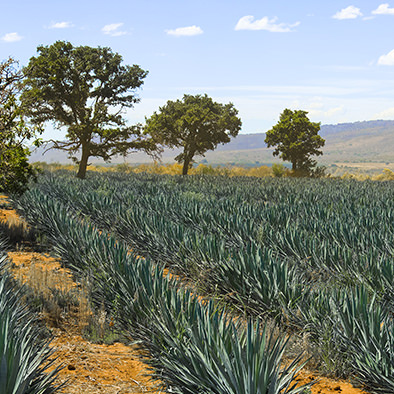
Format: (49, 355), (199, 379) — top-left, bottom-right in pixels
(372, 3), (394, 15)
(1, 32), (23, 42)
(49, 21), (73, 29)
(332, 6), (363, 19)
(378, 49), (394, 65)
(166, 25), (203, 36)
(102, 23), (127, 37)
(235, 15), (300, 32)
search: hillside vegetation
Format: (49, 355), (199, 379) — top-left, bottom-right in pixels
(30, 120), (394, 169)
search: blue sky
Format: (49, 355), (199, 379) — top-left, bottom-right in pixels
(2, 0), (394, 139)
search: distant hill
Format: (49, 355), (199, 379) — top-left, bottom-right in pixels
(30, 120), (394, 168)
(320, 120), (394, 136)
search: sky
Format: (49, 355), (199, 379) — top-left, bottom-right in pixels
(2, 0), (394, 139)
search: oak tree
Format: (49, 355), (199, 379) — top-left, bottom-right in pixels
(145, 94), (241, 175)
(265, 109), (325, 176)
(21, 41), (150, 179)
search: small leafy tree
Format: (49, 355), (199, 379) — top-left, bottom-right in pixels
(145, 94), (242, 175)
(21, 41), (151, 179)
(0, 58), (41, 195)
(271, 163), (286, 178)
(265, 109), (325, 176)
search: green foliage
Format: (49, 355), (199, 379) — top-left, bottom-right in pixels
(335, 288), (394, 392)
(265, 109), (325, 176)
(0, 139), (37, 195)
(145, 94), (242, 175)
(271, 163), (286, 177)
(0, 58), (41, 195)
(21, 41), (151, 179)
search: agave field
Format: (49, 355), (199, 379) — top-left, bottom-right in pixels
(8, 171), (394, 393)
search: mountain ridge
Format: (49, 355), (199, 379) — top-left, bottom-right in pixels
(30, 119), (394, 166)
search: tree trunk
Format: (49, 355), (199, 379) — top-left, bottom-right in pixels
(76, 143), (90, 179)
(182, 151), (195, 176)
(182, 157), (191, 176)
(292, 161), (297, 171)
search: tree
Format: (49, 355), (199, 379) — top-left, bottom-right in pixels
(265, 108), (325, 176)
(21, 41), (151, 179)
(145, 94), (242, 175)
(0, 58), (41, 194)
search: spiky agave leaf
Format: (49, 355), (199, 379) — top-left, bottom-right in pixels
(142, 287), (311, 394)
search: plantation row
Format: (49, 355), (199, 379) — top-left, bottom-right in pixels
(11, 175), (310, 394)
(12, 171), (394, 393)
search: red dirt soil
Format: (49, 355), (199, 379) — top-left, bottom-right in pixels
(0, 195), (369, 394)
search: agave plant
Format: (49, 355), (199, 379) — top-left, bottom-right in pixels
(146, 295), (311, 394)
(11, 169), (394, 392)
(336, 286), (394, 393)
(0, 261), (62, 394)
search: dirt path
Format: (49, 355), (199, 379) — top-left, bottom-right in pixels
(295, 370), (367, 394)
(49, 332), (160, 393)
(0, 195), (369, 394)
(0, 197), (162, 394)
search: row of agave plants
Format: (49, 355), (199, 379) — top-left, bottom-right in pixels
(32, 172), (393, 279)
(12, 171), (394, 392)
(12, 188), (311, 393)
(0, 238), (61, 393)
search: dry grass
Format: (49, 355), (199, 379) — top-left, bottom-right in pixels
(9, 251), (91, 330)
(0, 208), (36, 249)
(35, 161), (394, 181)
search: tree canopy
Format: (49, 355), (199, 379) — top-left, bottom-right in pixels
(145, 94), (242, 175)
(0, 58), (41, 194)
(21, 41), (151, 179)
(265, 109), (325, 176)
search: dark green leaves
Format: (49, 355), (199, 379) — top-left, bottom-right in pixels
(265, 109), (325, 175)
(21, 41), (149, 178)
(0, 58), (41, 195)
(145, 94), (242, 175)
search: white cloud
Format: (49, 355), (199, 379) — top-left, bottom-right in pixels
(332, 6), (363, 19)
(378, 49), (394, 65)
(373, 106), (394, 118)
(166, 25), (203, 37)
(235, 15), (300, 32)
(372, 3), (394, 14)
(1, 32), (23, 42)
(81, 79), (394, 134)
(181, 84), (368, 97)
(49, 21), (73, 29)
(102, 23), (127, 37)
(306, 98), (324, 109)
(287, 97), (344, 119)
(308, 106), (344, 119)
